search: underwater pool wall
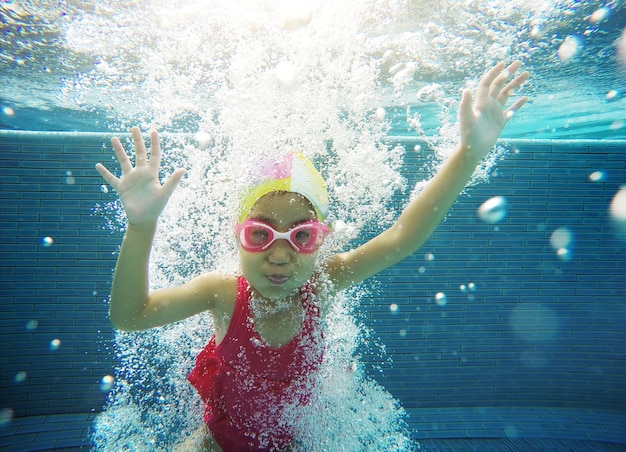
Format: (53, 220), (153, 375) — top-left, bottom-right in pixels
(368, 137), (626, 409)
(0, 131), (625, 449)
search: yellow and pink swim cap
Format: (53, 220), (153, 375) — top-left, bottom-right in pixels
(238, 151), (329, 223)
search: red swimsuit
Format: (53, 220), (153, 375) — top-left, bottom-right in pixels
(188, 276), (324, 451)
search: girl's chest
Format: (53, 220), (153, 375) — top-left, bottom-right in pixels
(252, 309), (304, 349)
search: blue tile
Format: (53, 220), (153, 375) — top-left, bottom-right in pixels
(2, 136), (626, 437)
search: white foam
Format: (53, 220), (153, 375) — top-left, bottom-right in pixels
(76, 0), (552, 448)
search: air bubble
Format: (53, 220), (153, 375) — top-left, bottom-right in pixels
(275, 61), (297, 90)
(605, 89), (624, 102)
(556, 248), (571, 261)
(590, 7), (610, 24)
(195, 131), (213, 148)
(15, 371), (27, 383)
(610, 187), (626, 220)
(65, 170), (76, 185)
(530, 26), (544, 40)
(389, 303), (399, 313)
(557, 35), (582, 62)
(550, 227), (572, 250)
(2, 106), (15, 116)
(375, 107), (386, 122)
(478, 196), (507, 224)
(588, 171), (605, 182)
(434, 292), (447, 306)
(26, 319), (38, 330)
(100, 184), (109, 193)
(278, 0), (312, 30)
(50, 339), (61, 350)
(42, 237), (54, 247)
(0, 408), (14, 426)
(100, 375), (115, 392)
(413, 145), (422, 152)
(416, 83), (443, 102)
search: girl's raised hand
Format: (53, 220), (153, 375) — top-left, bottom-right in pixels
(459, 61), (529, 160)
(96, 127), (186, 227)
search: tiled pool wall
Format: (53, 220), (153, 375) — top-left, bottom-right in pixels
(367, 138), (626, 412)
(1, 131), (625, 449)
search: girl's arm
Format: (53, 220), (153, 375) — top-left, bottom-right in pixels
(324, 61), (529, 291)
(97, 127), (232, 331)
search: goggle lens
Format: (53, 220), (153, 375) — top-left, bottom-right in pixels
(236, 220), (329, 253)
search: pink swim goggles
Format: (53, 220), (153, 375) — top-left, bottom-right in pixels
(236, 220), (330, 253)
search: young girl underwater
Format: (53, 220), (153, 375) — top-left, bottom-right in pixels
(96, 61), (529, 451)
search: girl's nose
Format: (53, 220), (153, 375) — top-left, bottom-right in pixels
(267, 239), (294, 264)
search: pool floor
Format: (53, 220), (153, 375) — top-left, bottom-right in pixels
(61, 439), (626, 452)
(2, 438), (625, 451)
(419, 438), (626, 451)
(1, 408), (625, 451)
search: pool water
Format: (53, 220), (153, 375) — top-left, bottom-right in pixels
(1, 0), (625, 450)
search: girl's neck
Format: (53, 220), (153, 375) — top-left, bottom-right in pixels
(249, 288), (302, 318)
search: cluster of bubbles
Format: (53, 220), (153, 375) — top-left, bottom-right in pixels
(459, 282), (477, 302)
(2, 1), (624, 139)
(477, 166), (626, 250)
(432, 281), (477, 308)
(83, 0), (424, 447)
(555, 5), (617, 65)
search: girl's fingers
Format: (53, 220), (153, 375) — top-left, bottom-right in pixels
(475, 62), (505, 101)
(458, 88), (474, 129)
(148, 129), (161, 170)
(161, 168), (187, 199)
(95, 163), (120, 190)
(479, 61), (523, 102)
(111, 136), (133, 174)
(497, 71), (530, 106)
(131, 126), (148, 167)
(504, 96), (529, 122)
(488, 72), (508, 99)
(487, 61), (520, 99)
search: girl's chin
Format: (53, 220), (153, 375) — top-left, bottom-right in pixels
(254, 281), (302, 300)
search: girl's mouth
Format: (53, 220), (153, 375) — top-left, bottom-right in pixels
(266, 275), (290, 285)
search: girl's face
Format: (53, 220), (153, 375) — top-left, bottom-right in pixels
(239, 192), (319, 300)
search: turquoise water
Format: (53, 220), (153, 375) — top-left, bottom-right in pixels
(1, 2), (625, 140)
